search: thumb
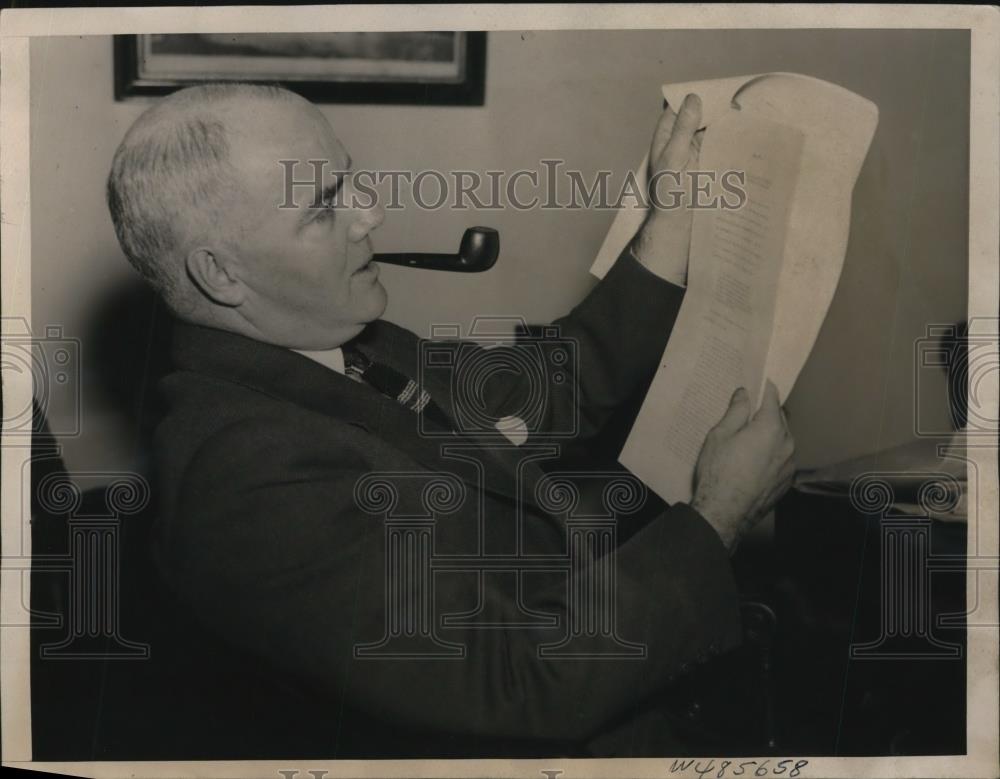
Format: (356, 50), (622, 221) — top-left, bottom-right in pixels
(665, 93), (702, 168)
(650, 104), (679, 167)
(714, 386), (751, 436)
(752, 379), (782, 424)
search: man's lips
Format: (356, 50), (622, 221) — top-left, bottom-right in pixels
(352, 255), (379, 278)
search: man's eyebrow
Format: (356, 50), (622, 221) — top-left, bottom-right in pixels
(315, 156), (352, 204)
(297, 155), (353, 225)
(301, 167), (348, 215)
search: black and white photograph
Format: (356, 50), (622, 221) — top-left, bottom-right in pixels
(1, 5), (997, 779)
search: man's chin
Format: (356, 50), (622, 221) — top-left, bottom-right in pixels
(362, 279), (389, 322)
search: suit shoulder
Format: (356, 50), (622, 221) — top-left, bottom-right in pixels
(155, 371), (370, 482)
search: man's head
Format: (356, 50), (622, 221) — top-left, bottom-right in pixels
(107, 83), (386, 349)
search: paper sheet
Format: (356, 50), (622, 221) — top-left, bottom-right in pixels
(621, 110), (805, 502)
(594, 73), (878, 504)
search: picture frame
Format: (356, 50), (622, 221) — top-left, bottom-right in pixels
(113, 32), (486, 106)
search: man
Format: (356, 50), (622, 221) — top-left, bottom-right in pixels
(106, 83), (794, 757)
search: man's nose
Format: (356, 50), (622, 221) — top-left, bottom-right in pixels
(348, 194), (385, 242)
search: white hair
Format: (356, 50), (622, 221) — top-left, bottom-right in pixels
(106, 82), (301, 309)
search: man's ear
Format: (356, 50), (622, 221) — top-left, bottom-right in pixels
(185, 247), (245, 307)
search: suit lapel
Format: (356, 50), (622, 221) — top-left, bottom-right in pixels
(353, 321), (559, 506)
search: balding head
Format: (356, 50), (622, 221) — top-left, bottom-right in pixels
(107, 81), (386, 349)
(106, 83), (308, 311)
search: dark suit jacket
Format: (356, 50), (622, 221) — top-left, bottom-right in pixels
(151, 251), (742, 757)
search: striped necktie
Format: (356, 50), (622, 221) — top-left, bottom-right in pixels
(342, 343), (453, 432)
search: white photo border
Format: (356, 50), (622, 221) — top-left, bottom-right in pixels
(1, 4), (997, 779)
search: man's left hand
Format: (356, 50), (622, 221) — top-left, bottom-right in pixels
(630, 93), (703, 286)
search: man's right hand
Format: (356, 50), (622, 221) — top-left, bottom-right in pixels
(690, 381), (796, 553)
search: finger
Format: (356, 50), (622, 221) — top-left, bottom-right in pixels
(781, 430), (796, 463)
(665, 93), (702, 168)
(752, 379), (782, 425)
(686, 129), (704, 170)
(691, 128), (705, 157)
(713, 386), (751, 436)
(650, 104), (679, 167)
(779, 405), (791, 437)
(777, 458), (796, 485)
(762, 468), (795, 510)
(774, 470), (795, 501)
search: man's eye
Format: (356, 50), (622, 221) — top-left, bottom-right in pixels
(314, 201), (337, 223)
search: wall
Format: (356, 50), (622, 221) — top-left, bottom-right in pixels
(29, 30), (969, 477)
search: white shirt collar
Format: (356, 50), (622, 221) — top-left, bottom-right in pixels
(292, 346), (346, 375)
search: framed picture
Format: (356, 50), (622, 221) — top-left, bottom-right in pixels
(114, 32), (486, 105)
